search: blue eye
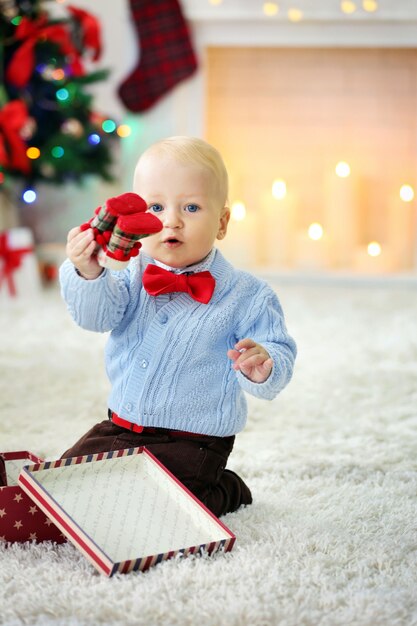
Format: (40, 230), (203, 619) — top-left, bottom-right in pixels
(185, 204), (199, 213)
(149, 204), (164, 213)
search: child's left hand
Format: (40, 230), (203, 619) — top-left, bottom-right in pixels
(227, 338), (273, 383)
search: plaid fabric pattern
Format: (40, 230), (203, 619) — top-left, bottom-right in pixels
(118, 0), (198, 112)
(107, 224), (146, 255)
(91, 206), (118, 233)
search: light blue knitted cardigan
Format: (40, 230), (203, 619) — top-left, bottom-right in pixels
(60, 248), (296, 437)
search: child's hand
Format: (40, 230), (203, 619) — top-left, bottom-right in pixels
(66, 226), (102, 280)
(227, 338), (273, 383)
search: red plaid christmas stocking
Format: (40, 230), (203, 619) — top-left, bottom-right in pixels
(118, 0), (198, 112)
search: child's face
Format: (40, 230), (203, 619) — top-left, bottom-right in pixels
(134, 153), (230, 268)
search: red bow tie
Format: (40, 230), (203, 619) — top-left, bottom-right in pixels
(142, 264), (216, 304)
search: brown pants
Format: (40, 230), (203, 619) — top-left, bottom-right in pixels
(61, 419), (252, 518)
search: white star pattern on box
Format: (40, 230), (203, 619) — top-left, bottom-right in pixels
(0, 452), (66, 544)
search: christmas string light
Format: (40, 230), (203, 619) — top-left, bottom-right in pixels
(363, 0), (378, 11)
(26, 147), (41, 159)
(22, 189), (37, 204)
(56, 88), (69, 101)
(116, 125), (132, 138)
(88, 133), (101, 145)
(102, 120), (116, 133)
(288, 8), (303, 22)
(263, 3), (279, 17)
(51, 146), (65, 158)
(341, 1), (357, 14)
(52, 69), (66, 81)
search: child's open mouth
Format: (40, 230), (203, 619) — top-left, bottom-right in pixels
(163, 238), (182, 248)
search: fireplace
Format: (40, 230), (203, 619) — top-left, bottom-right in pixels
(205, 46), (417, 272)
(169, 0), (417, 273)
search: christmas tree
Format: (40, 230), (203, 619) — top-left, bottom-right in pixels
(0, 0), (118, 195)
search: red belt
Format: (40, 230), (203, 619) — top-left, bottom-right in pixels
(109, 411), (210, 439)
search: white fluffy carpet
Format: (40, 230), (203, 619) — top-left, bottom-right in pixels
(1, 278), (417, 626)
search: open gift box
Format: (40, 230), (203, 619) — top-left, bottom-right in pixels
(16, 446), (236, 576)
(0, 451), (65, 543)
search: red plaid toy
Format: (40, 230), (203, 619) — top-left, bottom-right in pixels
(80, 192), (162, 270)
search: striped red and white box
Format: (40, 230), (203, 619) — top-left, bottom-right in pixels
(18, 446), (236, 576)
(0, 451), (65, 544)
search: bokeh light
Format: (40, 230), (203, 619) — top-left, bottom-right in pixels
(56, 88), (69, 101)
(367, 241), (381, 257)
(231, 202), (247, 221)
(51, 146), (65, 158)
(272, 179), (287, 200)
(27, 147), (41, 159)
(22, 189), (37, 203)
(116, 125), (132, 138)
(88, 133), (101, 145)
(263, 3), (279, 16)
(102, 119), (117, 133)
(341, 1), (357, 13)
(308, 223), (324, 241)
(399, 184), (414, 202)
(363, 0), (378, 11)
(335, 161), (351, 178)
(288, 8), (303, 21)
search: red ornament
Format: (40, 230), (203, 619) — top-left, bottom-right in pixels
(6, 16), (84, 88)
(90, 112), (106, 127)
(0, 101), (31, 175)
(67, 5), (102, 61)
(42, 262), (58, 283)
(0, 231), (33, 297)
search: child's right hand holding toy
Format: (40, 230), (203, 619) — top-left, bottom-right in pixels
(66, 226), (102, 280)
(67, 192), (162, 277)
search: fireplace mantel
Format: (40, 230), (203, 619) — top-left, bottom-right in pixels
(182, 0), (417, 48)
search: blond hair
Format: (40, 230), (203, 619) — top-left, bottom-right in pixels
(135, 136), (229, 208)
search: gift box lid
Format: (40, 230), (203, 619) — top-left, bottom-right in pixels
(0, 451), (65, 544)
(18, 446), (236, 576)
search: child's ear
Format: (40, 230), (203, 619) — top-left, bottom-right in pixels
(217, 207), (230, 240)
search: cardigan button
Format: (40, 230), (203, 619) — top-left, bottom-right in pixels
(160, 314), (168, 324)
(141, 359), (148, 369)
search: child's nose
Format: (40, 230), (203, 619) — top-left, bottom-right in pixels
(162, 208), (182, 228)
